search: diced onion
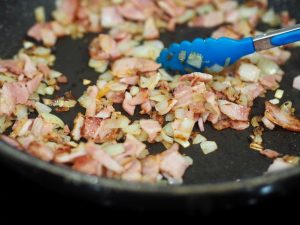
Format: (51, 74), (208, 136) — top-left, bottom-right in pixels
(35, 102), (52, 114)
(102, 143), (125, 156)
(192, 134), (207, 144)
(41, 113), (64, 128)
(200, 141), (218, 154)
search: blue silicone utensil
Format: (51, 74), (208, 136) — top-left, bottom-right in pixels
(157, 24), (300, 74)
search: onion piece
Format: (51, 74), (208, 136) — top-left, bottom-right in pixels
(238, 63), (261, 82)
(41, 113), (64, 128)
(192, 134), (207, 144)
(200, 141), (218, 155)
(293, 75), (300, 91)
(35, 102), (52, 114)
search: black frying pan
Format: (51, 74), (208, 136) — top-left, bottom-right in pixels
(1, 0), (300, 212)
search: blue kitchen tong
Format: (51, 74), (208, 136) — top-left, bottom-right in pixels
(157, 24), (300, 73)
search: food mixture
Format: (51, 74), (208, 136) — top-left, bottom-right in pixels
(1, 0), (300, 184)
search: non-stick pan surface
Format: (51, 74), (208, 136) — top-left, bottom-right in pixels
(1, 0), (300, 212)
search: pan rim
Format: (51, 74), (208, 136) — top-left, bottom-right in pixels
(0, 140), (299, 195)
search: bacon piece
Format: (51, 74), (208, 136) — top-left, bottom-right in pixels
(0, 60), (23, 75)
(260, 149), (281, 159)
(81, 117), (102, 140)
(142, 155), (160, 182)
(27, 141), (54, 162)
(0, 135), (23, 150)
(180, 72), (213, 84)
(112, 57), (160, 77)
(157, 0), (184, 17)
(173, 84), (193, 108)
(123, 134), (146, 158)
(140, 119), (162, 142)
(89, 34), (121, 60)
(120, 76), (139, 85)
(259, 75), (279, 90)
(122, 159), (142, 181)
(122, 92), (135, 116)
(189, 11), (224, 28)
(264, 102), (300, 132)
(117, 2), (146, 21)
(86, 142), (123, 173)
(54, 0), (79, 24)
(20, 53), (37, 78)
(130, 89), (149, 105)
(143, 17), (159, 40)
(160, 143), (191, 182)
(204, 91), (221, 124)
(218, 100), (250, 121)
(101, 6), (124, 28)
(73, 155), (101, 175)
(86, 86), (98, 116)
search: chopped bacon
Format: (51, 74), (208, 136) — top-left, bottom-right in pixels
(259, 75), (279, 90)
(0, 135), (23, 150)
(198, 118), (205, 132)
(173, 84), (193, 108)
(101, 6), (124, 28)
(260, 149), (281, 159)
(160, 143), (191, 181)
(86, 142), (123, 173)
(218, 100), (250, 121)
(27, 141), (54, 162)
(81, 117), (102, 140)
(140, 119), (162, 142)
(189, 11), (224, 28)
(37, 64), (50, 77)
(229, 120), (250, 130)
(26, 74), (43, 94)
(142, 155), (160, 182)
(143, 17), (159, 39)
(112, 57), (160, 77)
(157, 0), (185, 17)
(130, 89), (149, 105)
(73, 155), (101, 175)
(204, 91), (221, 124)
(89, 34), (121, 60)
(264, 102), (300, 132)
(71, 113), (84, 141)
(106, 91), (125, 103)
(96, 105), (115, 119)
(180, 72), (213, 84)
(20, 53), (37, 78)
(123, 134), (146, 158)
(141, 100), (152, 114)
(120, 76), (139, 85)
(0, 60), (23, 75)
(86, 86), (98, 116)
(54, 0), (79, 24)
(122, 159), (142, 181)
(117, 2), (146, 21)
(122, 92), (135, 116)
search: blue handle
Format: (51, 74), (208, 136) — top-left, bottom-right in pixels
(271, 29), (300, 46)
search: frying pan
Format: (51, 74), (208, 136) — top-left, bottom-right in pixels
(1, 0), (300, 212)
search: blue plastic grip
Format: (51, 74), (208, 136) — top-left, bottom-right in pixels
(271, 29), (300, 46)
(157, 37), (255, 73)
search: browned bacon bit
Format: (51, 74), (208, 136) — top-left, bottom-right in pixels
(260, 149), (281, 159)
(264, 102), (300, 132)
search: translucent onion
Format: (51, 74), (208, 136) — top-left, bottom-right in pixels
(200, 141), (218, 154)
(41, 113), (64, 128)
